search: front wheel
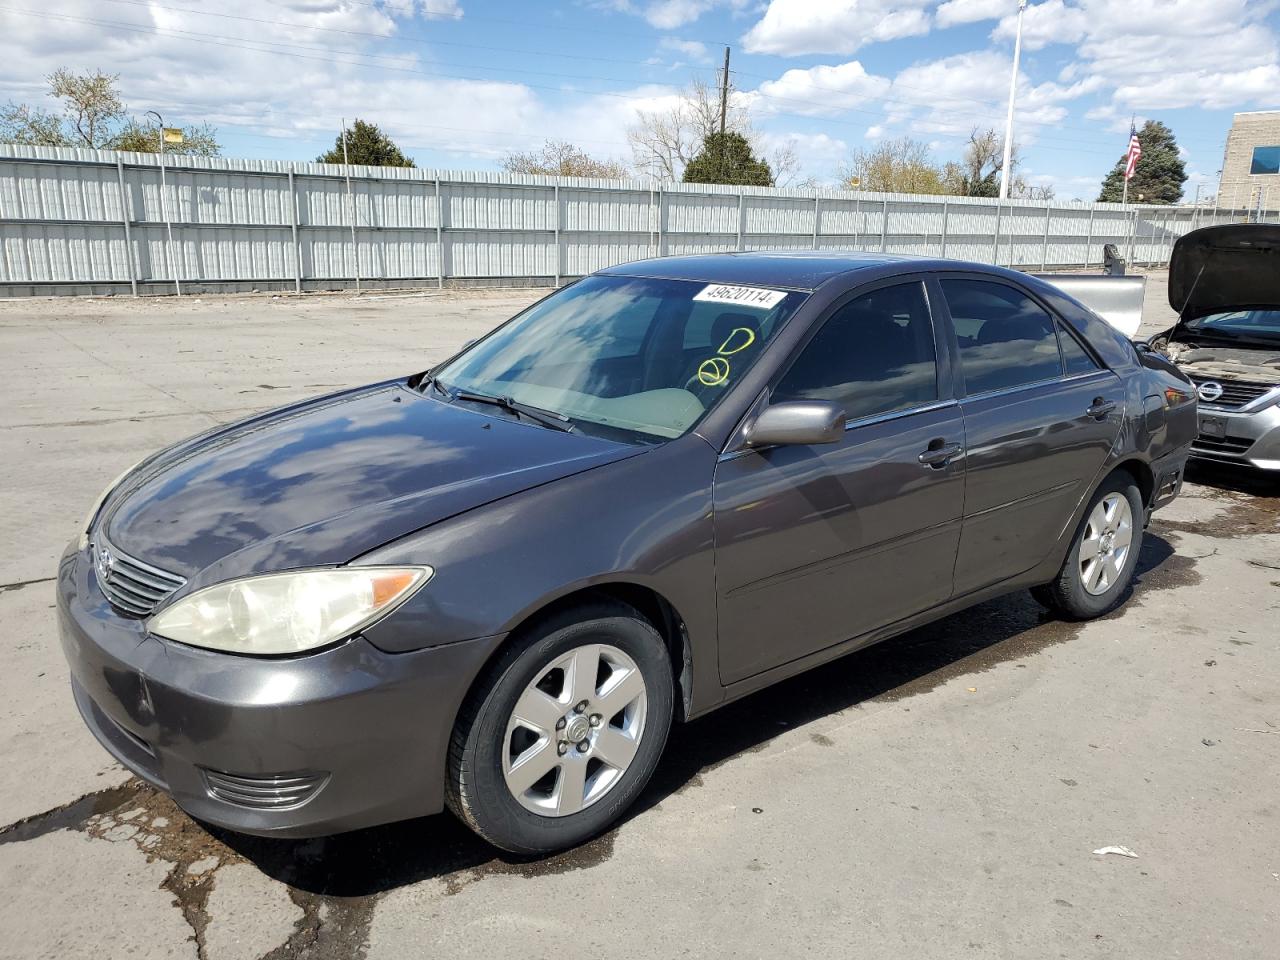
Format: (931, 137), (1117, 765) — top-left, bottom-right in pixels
(1032, 472), (1144, 620)
(445, 602), (673, 855)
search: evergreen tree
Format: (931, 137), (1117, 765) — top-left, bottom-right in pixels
(682, 131), (773, 186)
(318, 119), (415, 168)
(1098, 120), (1186, 204)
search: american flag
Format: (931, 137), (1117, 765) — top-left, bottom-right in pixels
(1124, 125), (1142, 181)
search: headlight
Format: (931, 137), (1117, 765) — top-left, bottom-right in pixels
(148, 567), (432, 655)
(77, 458), (146, 551)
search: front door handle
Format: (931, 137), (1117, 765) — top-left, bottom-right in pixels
(1086, 398), (1117, 419)
(918, 442), (964, 467)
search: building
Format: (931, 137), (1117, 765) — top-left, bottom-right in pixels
(1219, 110), (1280, 210)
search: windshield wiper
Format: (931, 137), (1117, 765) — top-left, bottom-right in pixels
(452, 389), (576, 433)
(417, 371), (451, 397)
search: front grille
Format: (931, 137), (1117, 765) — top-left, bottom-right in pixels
(1187, 375), (1277, 409)
(203, 769), (328, 809)
(93, 536), (185, 618)
(1193, 435), (1254, 455)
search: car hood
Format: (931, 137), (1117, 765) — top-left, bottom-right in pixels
(102, 383), (641, 584)
(1169, 223), (1280, 323)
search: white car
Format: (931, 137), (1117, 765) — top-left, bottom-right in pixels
(1149, 224), (1280, 471)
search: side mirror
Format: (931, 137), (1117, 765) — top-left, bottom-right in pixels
(746, 401), (846, 448)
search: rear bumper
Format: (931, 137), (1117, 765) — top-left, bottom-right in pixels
(1147, 444), (1190, 515)
(1190, 401), (1280, 471)
(56, 543), (504, 838)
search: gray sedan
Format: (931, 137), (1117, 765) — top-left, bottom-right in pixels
(59, 252), (1196, 854)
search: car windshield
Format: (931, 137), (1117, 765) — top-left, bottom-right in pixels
(429, 275), (807, 442)
(1185, 309), (1280, 342)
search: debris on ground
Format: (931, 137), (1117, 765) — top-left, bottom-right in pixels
(1092, 846), (1139, 859)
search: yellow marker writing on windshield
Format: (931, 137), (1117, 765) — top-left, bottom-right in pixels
(697, 356), (731, 386)
(717, 327), (756, 356)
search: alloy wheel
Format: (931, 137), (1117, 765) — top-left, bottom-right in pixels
(1079, 492), (1134, 596)
(502, 643), (648, 817)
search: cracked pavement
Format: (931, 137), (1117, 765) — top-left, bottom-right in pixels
(1, 279), (1277, 959)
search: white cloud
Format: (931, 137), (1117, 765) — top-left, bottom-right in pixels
(881, 50), (1099, 141)
(756, 129), (851, 181)
(935, 0), (1011, 28)
(742, 0), (933, 56)
(644, 1), (713, 29)
(0, 1), (648, 165)
(420, 0), (464, 18)
(658, 36), (713, 63)
(751, 61), (892, 117)
(992, 0), (1280, 111)
(603, 0), (749, 30)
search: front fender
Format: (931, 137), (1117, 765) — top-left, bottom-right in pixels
(356, 434), (719, 676)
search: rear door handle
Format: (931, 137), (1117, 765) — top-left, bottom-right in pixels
(918, 442), (964, 467)
(1086, 398), (1117, 419)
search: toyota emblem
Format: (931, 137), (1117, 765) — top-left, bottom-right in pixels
(1196, 381), (1224, 403)
(95, 545), (114, 582)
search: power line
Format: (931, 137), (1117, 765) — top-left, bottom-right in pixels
(260, 0), (736, 47)
(733, 68), (1226, 151)
(0, 5), (1216, 166)
(80, 0), (1224, 154)
(95, 0), (689, 74)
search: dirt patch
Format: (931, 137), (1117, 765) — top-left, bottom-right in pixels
(1154, 491), (1280, 541)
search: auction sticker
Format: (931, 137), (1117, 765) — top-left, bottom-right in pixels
(693, 284), (787, 309)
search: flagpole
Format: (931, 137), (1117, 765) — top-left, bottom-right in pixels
(998, 0), (1028, 200)
(1121, 114), (1133, 209)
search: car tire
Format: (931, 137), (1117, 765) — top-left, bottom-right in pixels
(445, 601), (674, 855)
(1031, 471), (1144, 620)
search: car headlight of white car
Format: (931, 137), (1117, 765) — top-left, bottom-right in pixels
(148, 566), (433, 655)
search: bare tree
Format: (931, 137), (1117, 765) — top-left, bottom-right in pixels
(839, 137), (947, 194)
(945, 127), (1025, 198)
(627, 75), (752, 181)
(1016, 182), (1057, 201)
(1, 68), (220, 155)
(48, 68), (125, 148)
(112, 120), (221, 157)
(0, 103), (67, 146)
(769, 140), (812, 188)
(500, 139), (630, 178)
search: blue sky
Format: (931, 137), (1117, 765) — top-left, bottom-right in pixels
(1, 1), (1276, 200)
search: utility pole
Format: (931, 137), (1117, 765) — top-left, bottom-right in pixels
(341, 118), (361, 294)
(718, 45), (730, 180)
(719, 46), (730, 136)
(998, 0), (1027, 200)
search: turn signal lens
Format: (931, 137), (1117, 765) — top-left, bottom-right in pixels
(1164, 387), (1193, 408)
(148, 566), (432, 655)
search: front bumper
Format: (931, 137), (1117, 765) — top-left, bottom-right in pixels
(56, 544), (503, 838)
(1190, 399), (1280, 471)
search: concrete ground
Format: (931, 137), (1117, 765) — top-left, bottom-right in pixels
(1, 274), (1277, 959)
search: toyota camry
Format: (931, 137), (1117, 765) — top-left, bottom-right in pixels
(59, 252), (1196, 854)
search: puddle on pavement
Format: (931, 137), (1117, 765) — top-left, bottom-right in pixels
(1163, 467), (1280, 541)
(0, 768), (618, 958)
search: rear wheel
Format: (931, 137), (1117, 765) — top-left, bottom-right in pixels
(1032, 472), (1144, 620)
(445, 602), (673, 855)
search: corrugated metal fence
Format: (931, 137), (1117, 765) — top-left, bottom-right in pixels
(0, 144), (1270, 297)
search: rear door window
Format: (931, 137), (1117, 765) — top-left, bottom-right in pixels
(772, 281), (939, 421)
(942, 279), (1062, 395)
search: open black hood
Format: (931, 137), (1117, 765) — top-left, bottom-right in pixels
(1169, 223), (1280, 323)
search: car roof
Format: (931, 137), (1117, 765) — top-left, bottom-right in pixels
(598, 250), (955, 291)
